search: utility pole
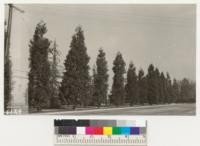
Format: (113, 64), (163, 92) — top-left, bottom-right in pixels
(5, 4), (13, 60)
(5, 4), (24, 59)
(4, 4), (24, 112)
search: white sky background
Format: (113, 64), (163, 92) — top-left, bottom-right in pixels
(6, 4), (196, 88)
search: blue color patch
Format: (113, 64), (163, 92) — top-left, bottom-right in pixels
(120, 127), (131, 135)
(131, 127), (140, 135)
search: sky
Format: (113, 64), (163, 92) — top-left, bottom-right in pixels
(6, 4), (196, 90)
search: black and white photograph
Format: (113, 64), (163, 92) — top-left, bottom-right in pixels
(4, 4), (196, 115)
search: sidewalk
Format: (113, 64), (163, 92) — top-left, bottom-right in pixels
(31, 103), (178, 115)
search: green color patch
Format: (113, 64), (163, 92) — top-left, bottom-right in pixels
(112, 127), (121, 135)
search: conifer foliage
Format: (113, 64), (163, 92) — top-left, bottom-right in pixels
(59, 26), (90, 109)
(138, 69), (147, 105)
(125, 62), (138, 106)
(93, 48), (109, 107)
(159, 72), (167, 103)
(147, 64), (158, 104)
(110, 52), (126, 106)
(172, 79), (179, 103)
(28, 21), (51, 111)
(49, 41), (61, 108)
(4, 57), (12, 111)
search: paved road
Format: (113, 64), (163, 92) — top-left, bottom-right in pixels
(41, 103), (195, 115)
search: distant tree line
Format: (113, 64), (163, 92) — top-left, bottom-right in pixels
(27, 22), (195, 111)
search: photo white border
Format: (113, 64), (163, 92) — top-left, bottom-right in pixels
(0, 0), (199, 146)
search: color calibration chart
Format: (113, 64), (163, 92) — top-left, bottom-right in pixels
(54, 119), (147, 146)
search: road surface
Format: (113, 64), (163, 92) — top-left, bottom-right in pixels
(37, 103), (195, 115)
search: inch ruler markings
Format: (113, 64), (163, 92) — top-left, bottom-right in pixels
(54, 119), (147, 146)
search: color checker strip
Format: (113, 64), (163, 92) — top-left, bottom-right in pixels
(54, 119), (146, 135)
(54, 119), (141, 127)
(55, 126), (146, 135)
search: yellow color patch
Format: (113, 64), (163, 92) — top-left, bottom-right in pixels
(103, 127), (112, 135)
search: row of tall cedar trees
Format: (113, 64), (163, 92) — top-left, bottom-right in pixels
(28, 21), (195, 111)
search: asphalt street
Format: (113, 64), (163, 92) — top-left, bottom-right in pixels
(40, 103), (195, 115)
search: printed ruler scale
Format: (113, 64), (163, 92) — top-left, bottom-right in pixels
(54, 120), (147, 146)
(55, 135), (146, 145)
